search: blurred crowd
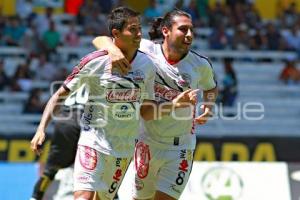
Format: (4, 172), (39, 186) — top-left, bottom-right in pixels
(0, 0), (300, 113)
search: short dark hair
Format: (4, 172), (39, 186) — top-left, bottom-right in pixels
(108, 7), (140, 36)
(148, 9), (191, 40)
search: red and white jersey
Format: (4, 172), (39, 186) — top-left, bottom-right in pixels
(64, 50), (156, 157)
(139, 39), (217, 150)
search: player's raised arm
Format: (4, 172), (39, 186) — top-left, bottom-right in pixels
(93, 36), (131, 75)
(30, 86), (70, 155)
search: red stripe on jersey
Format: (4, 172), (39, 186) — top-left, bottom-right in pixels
(191, 107), (196, 134)
(64, 50), (108, 85)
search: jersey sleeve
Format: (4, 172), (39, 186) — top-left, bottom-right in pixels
(139, 39), (156, 54)
(63, 50), (109, 92)
(198, 62), (217, 91)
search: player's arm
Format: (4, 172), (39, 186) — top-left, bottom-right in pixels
(140, 89), (198, 121)
(31, 86), (70, 155)
(195, 63), (218, 125)
(92, 36), (131, 75)
(195, 86), (218, 125)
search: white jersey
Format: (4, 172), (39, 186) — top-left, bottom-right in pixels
(139, 39), (217, 150)
(64, 50), (156, 157)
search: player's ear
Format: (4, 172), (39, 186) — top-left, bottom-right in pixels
(111, 29), (120, 38)
(161, 26), (169, 38)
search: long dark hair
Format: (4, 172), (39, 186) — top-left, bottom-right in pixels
(148, 9), (191, 40)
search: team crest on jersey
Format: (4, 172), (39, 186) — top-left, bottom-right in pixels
(177, 73), (191, 88)
(128, 70), (145, 83)
(106, 88), (141, 102)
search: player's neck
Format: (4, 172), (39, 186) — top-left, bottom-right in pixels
(121, 48), (138, 63)
(162, 43), (182, 64)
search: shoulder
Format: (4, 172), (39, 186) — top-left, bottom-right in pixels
(78, 50), (109, 69)
(189, 50), (213, 68)
(139, 38), (160, 54)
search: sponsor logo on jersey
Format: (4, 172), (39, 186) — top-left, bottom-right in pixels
(106, 88), (141, 102)
(82, 101), (94, 131)
(154, 84), (180, 101)
(78, 145), (97, 170)
(177, 73), (191, 88)
(135, 142), (151, 179)
(128, 70), (145, 83)
(113, 104), (135, 120)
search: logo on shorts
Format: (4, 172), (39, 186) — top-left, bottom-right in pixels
(134, 142), (151, 179)
(78, 146), (97, 170)
(77, 175), (92, 183)
(175, 159), (189, 186)
(108, 167), (123, 194)
(170, 184), (181, 194)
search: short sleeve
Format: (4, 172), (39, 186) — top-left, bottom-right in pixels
(198, 64), (217, 91)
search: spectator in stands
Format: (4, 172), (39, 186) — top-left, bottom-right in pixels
(3, 16), (26, 46)
(0, 59), (9, 90)
(16, 0), (34, 22)
(64, 21), (80, 47)
(208, 2), (230, 28)
(281, 2), (298, 29)
(209, 24), (231, 49)
(31, 53), (56, 81)
(41, 20), (61, 55)
(283, 24), (300, 52)
(232, 23), (250, 50)
(183, 0), (201, 27)
(196, 0), (209, 26)
(21, 21), (41, 56)
(265, 22), (286, 50)
(33, 6), (54, 38)
(220, 57), (238, 107)
(23, 88), (45, 114)
(80, 3), (108, 36)
(279, 56), (300, 84)
(249, 25), (267, 50)
(144, 0), (161, 23)
(244, 2), (261, 29)
(10, 62), (32, 92)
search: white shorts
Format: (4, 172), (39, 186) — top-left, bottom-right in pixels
(74, 145), (131, 200)
(132, 141), (194, 199)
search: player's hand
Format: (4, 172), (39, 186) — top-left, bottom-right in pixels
(195, 105), (213, 125)
(30, 129), (45, 155)
(109, 48), (131, 76)
(172, 89), (199, 108)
